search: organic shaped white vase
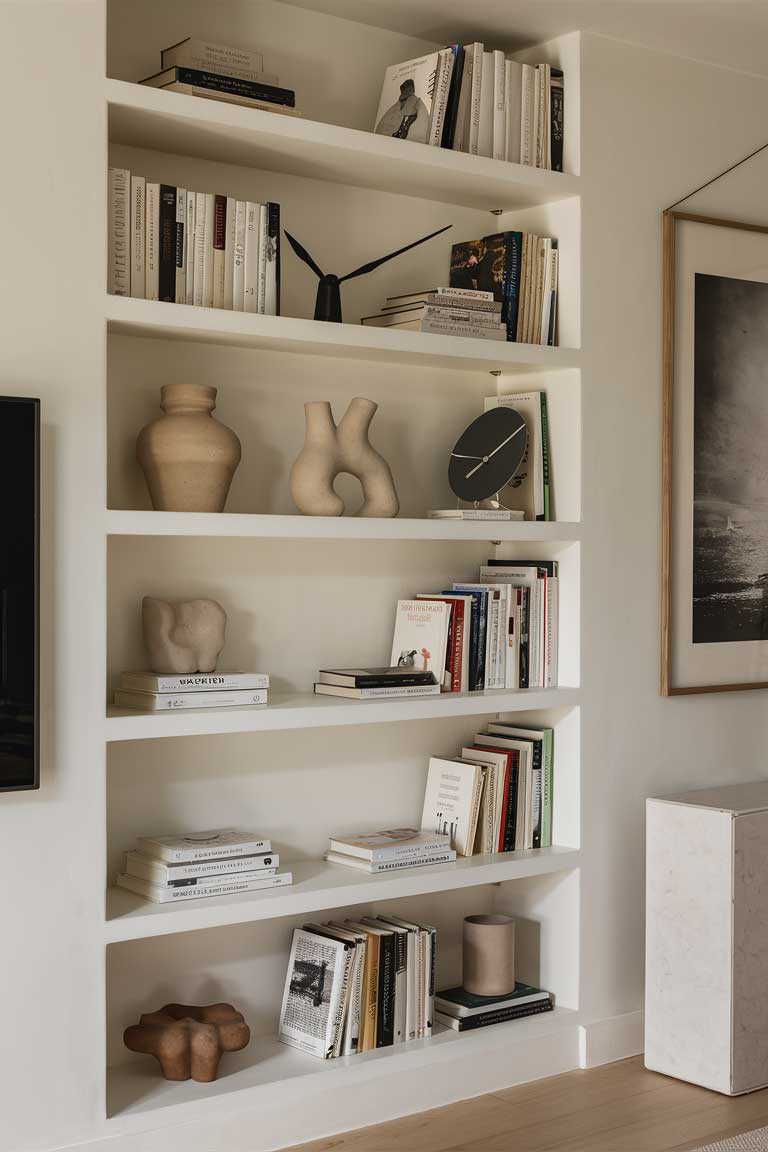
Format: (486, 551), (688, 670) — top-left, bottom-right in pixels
(289, 397), (399, 517)
(142, 597), (227, 674)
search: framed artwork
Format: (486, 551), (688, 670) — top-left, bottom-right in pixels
(662, 210), (768, 694)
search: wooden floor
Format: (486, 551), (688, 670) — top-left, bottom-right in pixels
(287, 1057), (768, 1152)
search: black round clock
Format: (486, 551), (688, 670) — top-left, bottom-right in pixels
(448, 407), (528, 503)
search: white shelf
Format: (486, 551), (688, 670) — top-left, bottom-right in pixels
(106, 509), (581, 542)
(106, 686), (580, 742)
(106, 295), (581, 374)
(107, 1005), (579, 1121)
(106, 78), (580, 212)
(104, 848), (580, 942)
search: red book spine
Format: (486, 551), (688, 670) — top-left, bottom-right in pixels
(448, 602), (464, 692)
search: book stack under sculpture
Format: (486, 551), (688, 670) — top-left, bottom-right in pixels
(434, 982), (553, 1032)
(361, 287), (505, 340)
(116, 827), (292, 903)
(114, 671), (269, 711)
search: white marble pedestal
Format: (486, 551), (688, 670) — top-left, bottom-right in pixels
(646, 781), (768, 1094)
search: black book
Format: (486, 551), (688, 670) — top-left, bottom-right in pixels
(447, 588), (485, 691)
(267, 202), (281, 315)
(158, 184), (177, 302)
(519, 587), (530, 690)
(318, 667), (437, 688)
(501, 749), (520, 851)
(550, 69), (564, 173)
(441, 44), (464, 149)
(142, 66), (296, 107)
(349, 922), (395, 1047)
(440, 998), (553, 1032)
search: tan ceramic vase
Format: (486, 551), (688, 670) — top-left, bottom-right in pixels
(463, 914), (516, 997)
(136, 384), (242, 512)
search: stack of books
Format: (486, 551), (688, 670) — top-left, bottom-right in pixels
(116, 827), (293, 903)
(139, 37), (299, 116)
(279, 916), (435, 1058)
(361, 287), (504, 340)
(450, 231), (558, 345)
(313, 667), (439, 701)
(422, 721), (555, 856)
(325, 828), (454, 873)
(374, 46), (563, 169)
(113, 671), (269, 712)
(107, 167), (280, 313)
(434, 982), (553, 1032)
(389, 558), (559, 694)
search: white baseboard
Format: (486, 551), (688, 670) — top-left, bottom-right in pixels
(578, 1011), (645, 1068)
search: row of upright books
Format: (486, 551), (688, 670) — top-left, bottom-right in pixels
(113, 671), (269, 712)
(279, 916), (436, 1058)
(116, 827), (292, 903)
(139, 36), (300, 117)
(361, 286), (505, 341)
(108, 168), (280, 313)
(375, 46), (564, 170)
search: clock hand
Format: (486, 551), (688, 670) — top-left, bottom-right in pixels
(464, 424), (526, 479)
(450, 452), (486, 461)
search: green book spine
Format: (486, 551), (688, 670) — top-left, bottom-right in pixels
(540, 391), (552, 521)
(541, 729), (554, 847)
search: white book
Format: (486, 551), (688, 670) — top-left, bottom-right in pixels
(212, 195), (226, 308)
(328, 829), (451, 862)
(184, 190), (195, 304)
(520, 64), (536, 165)
(279, 929), (354, 1059)
(492, 50), (506, 161)
(540, 238), (553, 346)
(505, 59), (522, 164)
(313, 682), (440, 700)
(223, 195), (236, 309)
(437, 286), (495, 301)
(532, 66), (541, 170)
(421, 756), (484, 857)
(467, 42), (484, 155)
(426, 509), (524, 521)
(427, 47), (454, 147)
(477, 51), (494, 159)
(374, 52), (440, 145)
(325, 850), (456, 873)
(120, 671), (270, 692)
(308, 924), (365, 1056)
(116, 871), (292, 903)
(233, 200), (246, 310)
(108, 167), (130, 297)
(419, 318), (505, 339)
(144, 182), (160, 300)
(193, 191), (207, 306)
(137, 828), (271, 863)
(484, 391), (546, 520)
(537, 64), (550, 168)
(257, 203), (268, 313)
(125, 849), (279, 883)
(202, 191), (215, 307)
(114, 687), (267, 711)
(160, 38), (265, 76)
(243, 201), (260, 313)
(390, 599), (451, 688)
(129, 175), (145, 298)
(462, 745), (509, 853)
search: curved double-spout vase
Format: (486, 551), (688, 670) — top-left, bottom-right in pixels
(289, 397), (399, 518)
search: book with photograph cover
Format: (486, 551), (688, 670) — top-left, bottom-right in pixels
(374, 53), (440, 144)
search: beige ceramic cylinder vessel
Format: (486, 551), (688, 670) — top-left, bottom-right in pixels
(462, 914), (516, 996)
(136, 384), (242, 513)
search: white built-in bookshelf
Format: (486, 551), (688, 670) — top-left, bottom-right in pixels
(102, 0), (582, 1141)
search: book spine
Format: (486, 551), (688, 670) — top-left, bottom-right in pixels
(145, 182), (160, 300)
(468, 43), (484, 155)
(114, 688), (267, 710)
(118, 873), (290, 901)
(122, 673), (270, 691)
(223, 195), (236, 310)
(166, 867), (277, 887)
(441, 44), (463, 149)
(315, 684), (440, 698)
(420, 306), (501, 327)
(505, 60), (522, 165)
(257, 203), (268, 313)
(138, 839), (270, 863)
(193, 191), (206, 306)
(108, 167), (130, 297)
(162, 40), (265, 74)
(441, 998), (552, 1031)
(202, 192), (215, 307)
(419, 319), (503, 339)
(184, 191), (196, 304)
(428, 49), (453, 148)
(475, 593), (487, 690)
(376, 935), (395, 1047)
(425, 928), (436, 1037)
(452, 48), (472, 152)
(174, 188), (186, 303)
(536, 65), (548, 167)
(520, 64), (536, 165)
(368, 841), (451, 862)
(129, 175), (145, 299)
(212, 194), (227, 308)
(539, 392), (551, 521)
(436, 286), (495, 301)
(550, 69), (564, 173)
(364, 853), (455, 873)
(501, 752), (520, 851)
(128, 854), (279, 881)
(413, 294), (501, 313)
(492, 49), (506, 161)
(547, 246), (558, 347)
(265, 202), (280, 316)
(161, 56), (274, 86)
(166, 68), (295, 106)
(233, 200), (246, 311)
(157, 185), (176, 302)
(529, 739), (543, 849)
(365, 938), (380, 1049)
(541, 731), (554, 848)
(243, 202), (260, 313)
(504, 232), (523, 341)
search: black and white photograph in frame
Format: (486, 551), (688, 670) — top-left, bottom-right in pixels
(662, 210), (768, 693)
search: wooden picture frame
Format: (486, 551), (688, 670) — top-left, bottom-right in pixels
(662, 209), (768, 695)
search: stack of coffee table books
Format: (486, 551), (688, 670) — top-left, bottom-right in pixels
(434, 982), (553, 1032)
(325, 828), (455, 873)
(114, 671), (269, 711)
(313, 667), (439, 700)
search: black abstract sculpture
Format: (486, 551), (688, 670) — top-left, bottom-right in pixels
(284, 224), (452, 323)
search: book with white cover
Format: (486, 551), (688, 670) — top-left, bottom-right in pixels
(467, 42), (484, 155)
(233, 200), (246, 311)
(145, 182), (160, 300)
(124, 850), (279, 884)
(184, 190), (195, 304)
(161, 37), (266, 77)
(461, 746), (508, 854)
(116, 871), (292, 902)
(243, 201), (260, 313)
(421, 756), (484, 857)
(520, 63), (536, 165)
(505, 59), (522, 163)
(329, 828), (451, 861)
(492, 50), (506, 161)
(427, 509), (524, 521)
(108, 167), (130, 297)
(390, 599), (450, 687)
(257, 203), (268, 313)
(374, 52), (440, 145)
(120, 672), (270, 693)
(477, 51), (494, 159)
(484, 391), (546, 520)
(136, 828), (271, 863)
(193, 191), (206, 306)
(303, 923), (366, 1055)
(427, 47), (454, 147)
(129, 175), (145, 299)
(175, 187), (186, 303)
(114, 688), (267, 711)
(325, 850), (456, 873)
(224, 194), (236, 309)
(202, 192), (215, 307)
(279, 928), (355, 1058)
(313, 682), (440, 700)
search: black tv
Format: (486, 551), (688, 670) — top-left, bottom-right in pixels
(0, 397), (39, 791)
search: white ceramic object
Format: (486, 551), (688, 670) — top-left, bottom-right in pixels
(289, 397), (399, 517)
(462, 914), (516, 997)
(142, 597), (227, 674)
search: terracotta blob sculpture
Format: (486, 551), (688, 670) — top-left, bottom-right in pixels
(124, 1003), (250, 1082)
(136, 383), (242, 512)
(289, 397), (399, 517)
(143, 596), (227, 674)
